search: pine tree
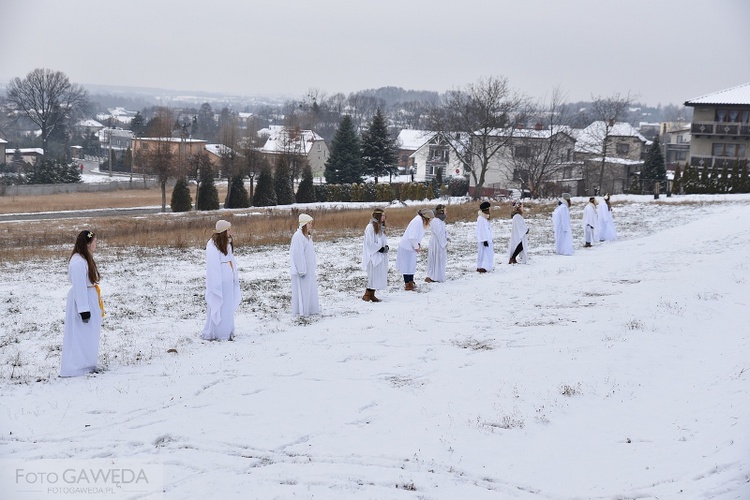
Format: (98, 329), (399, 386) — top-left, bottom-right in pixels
(716, 163), (730, 193)
(361, 109), (398, 183)
(196, 165), (220, 211)
(273, 156), (294, 205)
(730, 160), (742, 193)
(641, 137), (666, 190)
(170, 177), (193, 212)
(253, 164), (277, 206)
(295, 164), (315, 203)
(324, 115), (363, 184)
(130, 112), (145, 137)
(225, 175), (250, 208)
(739, 160), (750, 193)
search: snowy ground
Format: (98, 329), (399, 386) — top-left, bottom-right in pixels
(1, 194), (749, 499)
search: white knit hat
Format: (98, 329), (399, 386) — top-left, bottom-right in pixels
(298, 213), (313, 228)
(214, 220), (231, 233)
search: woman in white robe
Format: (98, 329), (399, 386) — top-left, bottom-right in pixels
(598, 194), (618, 241)
(395, 209), (434, 290)
(581, 197), (598, 247)
(361, 208), (389, 302)
(60, 230), (104, 377)
(426, 204), (448, 282)
(476, 201), (494, 272)
(202, 220), (241, 341)
(552, 194), (574, 255)
(507, 201), (529, 264)
(290, 213), (320, 316)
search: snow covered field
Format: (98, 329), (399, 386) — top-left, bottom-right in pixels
(1, 194), (749, 499)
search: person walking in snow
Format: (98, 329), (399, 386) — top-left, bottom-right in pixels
(552, 193), (574, 256)
(202, 220), (241, 341)
(60, 229), (105, 377)
(507, 200), (529, 264)
(425, 204), (449, 282)
(582, 196), (598, 247)
(361, 208), (389, 302)
(476, 201), (494, 273)
(290, 213), (320, 317)
(597, 194), (618, 241)
(396, 209), (434, 290)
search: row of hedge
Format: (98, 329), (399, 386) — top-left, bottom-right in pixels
(308, 177), (469, 204)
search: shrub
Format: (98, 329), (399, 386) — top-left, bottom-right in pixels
(253, 164), (277, 207)
(295, 165), (315, 203)
(170, 177), (193, 212)
(225, 175), (250, 209)
(196, 168), (220, 211)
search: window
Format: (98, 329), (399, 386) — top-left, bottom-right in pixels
(514, 145), (530, 158)
(715, 108), (750, 123)
(712, 143), (746, 158)
(563, 167), (573, 179)
(616, 143), (630, 155)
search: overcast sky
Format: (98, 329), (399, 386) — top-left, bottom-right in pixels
(2, 0), (748, 106)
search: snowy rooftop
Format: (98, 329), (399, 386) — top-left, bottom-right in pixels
(259, 126), (324, 155)
(573, 121), (650, 154)
(397, 129), (435, 150)
(684, 82), (750, 106)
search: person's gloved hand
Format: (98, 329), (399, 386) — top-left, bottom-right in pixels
(483, 241), (489, 247)
(384, 245), (389, 252)
(378, 246), (386, 253)
(80, 311), (91, 323)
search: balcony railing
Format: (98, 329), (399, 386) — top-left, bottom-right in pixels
(690, 156), (745, 169)
(691, 121), (750, 137)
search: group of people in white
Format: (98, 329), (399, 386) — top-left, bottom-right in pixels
(59, 196), (617, 377)
(552, 193), (618, 256)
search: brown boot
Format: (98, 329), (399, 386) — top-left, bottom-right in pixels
(477, 268), (487, 273)
(508, 257), (517, 264)
(405, 281), (416, 291)
(362, 289), (372, 301)
(370, 291), (381, 303)
(425, 277), (434, 283)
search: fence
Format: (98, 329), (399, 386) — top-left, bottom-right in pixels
(0, 179), (161, 197)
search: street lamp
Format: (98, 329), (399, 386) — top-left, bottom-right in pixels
(249, 171), (255, 205)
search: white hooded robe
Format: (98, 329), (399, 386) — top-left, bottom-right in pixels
(506, 213), (529, 264)
(476, 214), (494, 271)
(426, 217), (448, 281)
(60, 254), (103, 377)
(598, 202), (618, 241)
(290, 228), (320, 316)
(582, 202), (598, 244)
(202, 239), (241, 340)
(396, 215), (426, 275)
(361, 221), (389, 290)
(552, 202), (574, 255)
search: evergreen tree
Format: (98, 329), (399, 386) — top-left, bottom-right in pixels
(361, 109), (398, 182)
(682, 163), (697, 194)
(273, 156), (295, 205)
(739, 160), (750, 193)
(730, 160), (742, 193)
(253, 164), (277, 206)
(225, 174), (250, 208)
(25, 158), (81, 184)
(716, 163), (730, 193)
(170, 177), (192, 212)
(196, 164), (220, 210)
(698, 167), (710, 194)
(640, 137), (666, 189)
(671, 164), (682, 195)
(324, 115), (363, 184)
(295, 164), (316, 203)
(629, 174), (642, 194)
(130, 112), (145, 137)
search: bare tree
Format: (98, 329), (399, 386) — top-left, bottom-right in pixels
(6, 68), (88, 156)
(428, 76), (526, 199)
(143, 107), (176, 212)
(507, 87), (577, 198)
(586, 92), (637, 192)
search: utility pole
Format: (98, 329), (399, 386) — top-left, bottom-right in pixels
(108, 129), (113, 177)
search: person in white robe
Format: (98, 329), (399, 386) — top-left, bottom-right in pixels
(202, 220), (241, 341)
(60, 230), (105, 377)
(507, 201), (529, 264)
(582, 196), (598, 247)
(395, 209), (434, 290)
(361, 208), (389, 302)
(426, 204), (449, 282)
(476, 201), (494, 272)
(598, 194), (618, 241)
(552, 193), (574, 256)
(290, 213), (320, 316)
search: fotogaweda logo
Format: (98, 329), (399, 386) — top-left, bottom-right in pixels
(0, 459), (164, 499)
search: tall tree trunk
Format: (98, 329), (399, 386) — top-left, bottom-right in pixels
(161, 180), (167, 212)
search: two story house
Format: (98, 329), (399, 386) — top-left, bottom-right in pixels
(259, 125), (329, 178)
(684, 82), (750, 174)
(397, 129), (466, 181)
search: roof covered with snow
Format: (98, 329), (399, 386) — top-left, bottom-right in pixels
(397, 129), (435, 150)
(205, 144), (236, 157)
(259, 126), (324, 155)
(684, 82), (750, 106)
(573, 121), (650, 154)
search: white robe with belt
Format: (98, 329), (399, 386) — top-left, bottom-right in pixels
(506, 213), (529, 264)
(202, 239), (241, 340)
(598, 203), (618, 241)
(396, 215), (426, 275)
(361, 222), (389, 290)
(552, 203), (574, 255)
(476, 214), (494, 271)
(60, 254), (102, 377)
(290, 228), (320, 316)
(426, 217), (448, 282)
